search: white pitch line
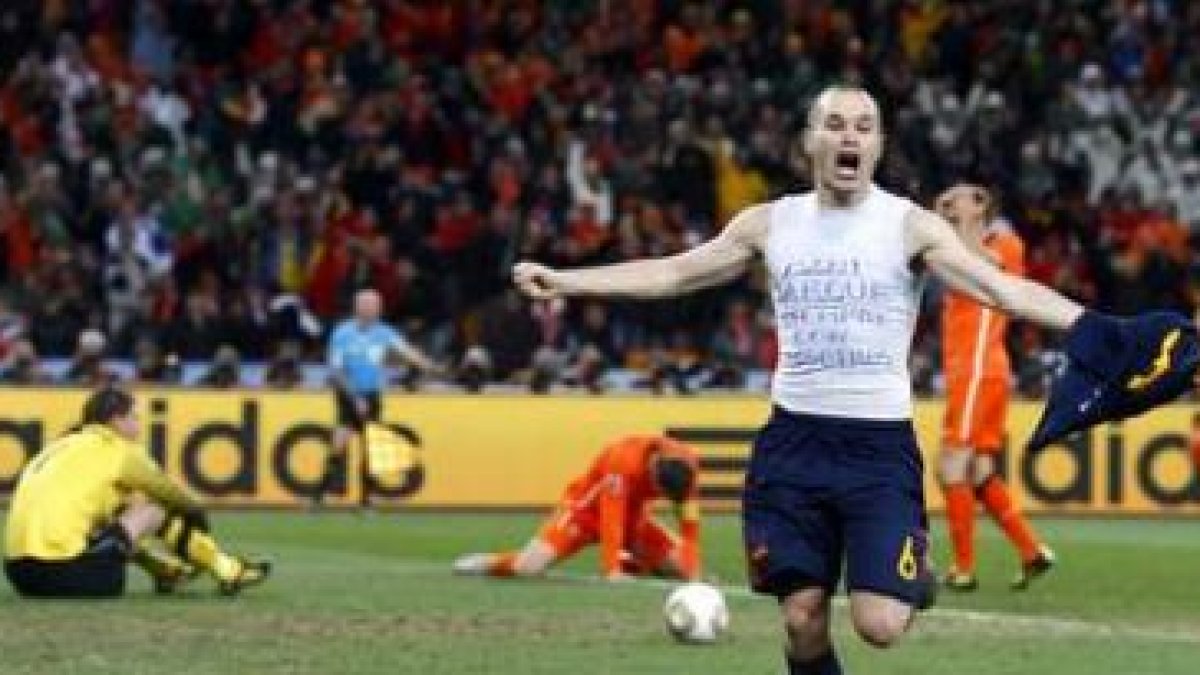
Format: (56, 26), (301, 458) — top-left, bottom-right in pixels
(373, 561), (1198, 645)
(542, 570), (1200, 645)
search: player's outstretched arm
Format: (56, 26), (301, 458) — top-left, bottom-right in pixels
(513, 204), (768, 300)
(907, 207), (1083, 331)
(393, 341), (445, 376)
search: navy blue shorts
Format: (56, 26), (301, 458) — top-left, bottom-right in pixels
(742, 406), (930, 604)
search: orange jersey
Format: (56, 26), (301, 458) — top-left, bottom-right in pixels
(941, 229), (1025, 382)
(557, 436), (701, 577)
(941, 227), (1024, 450)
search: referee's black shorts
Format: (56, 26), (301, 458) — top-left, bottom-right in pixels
(5, 526), (129, 598)
(334, 389), (382, 432)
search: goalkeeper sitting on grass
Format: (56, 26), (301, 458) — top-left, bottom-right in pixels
(4, 387), (270, 598)
(454, 435), (702, 582)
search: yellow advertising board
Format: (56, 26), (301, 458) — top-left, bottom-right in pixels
(0, 390), (1196, 514)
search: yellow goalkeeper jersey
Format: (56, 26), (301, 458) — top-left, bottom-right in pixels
(5, 424), (199, 561)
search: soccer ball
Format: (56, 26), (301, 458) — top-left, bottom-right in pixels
(663, 582), (729, 644)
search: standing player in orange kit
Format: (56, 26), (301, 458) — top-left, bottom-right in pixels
(1190, 412), (1200, 472)
(936, 184), (1054, 591)
(452, 435), (701, 581)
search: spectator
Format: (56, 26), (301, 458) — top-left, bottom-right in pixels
(566, 139), (614, 227)
(708, 298), (767, 389)
(656, 119), (715, 229)
(103, 196), (172, 336)
(0, 295), (28, 357)
(264, 341), (305, 389)
(472, 288), (541, 384)
(0, 340), (50, 385)
(196, 344), (242, 389)
(26, 290), (88, 359)
(0, 0), (1192, 392)
(714, 140), (769, 227)
(164, 291), (226, 360)
(1170, 159), (1200, 233)
(62, 330), (118, 386)
(1070, 63), (1130, 128)
(456, 346), (492, 394)
(132, 336), (181, 385)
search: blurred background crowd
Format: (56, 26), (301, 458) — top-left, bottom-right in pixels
(0, 0), (1197, 395)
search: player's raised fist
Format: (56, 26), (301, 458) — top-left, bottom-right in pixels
(512, 261), (563, 300)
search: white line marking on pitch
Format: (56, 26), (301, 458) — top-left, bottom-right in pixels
(377, 561), (1198, 644)
(544, 570), (1200, 645)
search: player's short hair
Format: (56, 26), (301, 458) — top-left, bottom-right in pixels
(81, 386), (135, 426)
(654, 456), (696, 503)
(805, 85), (880, 130)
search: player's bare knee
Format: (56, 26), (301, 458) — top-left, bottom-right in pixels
(119, 501), (168, 540)
(851, 607), (911, 649)
(142, 502), (168, 529)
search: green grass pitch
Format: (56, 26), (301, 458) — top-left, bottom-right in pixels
(1, 513), (1198, 674)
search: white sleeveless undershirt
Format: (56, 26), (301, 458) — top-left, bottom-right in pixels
(766, 185), (924, 420)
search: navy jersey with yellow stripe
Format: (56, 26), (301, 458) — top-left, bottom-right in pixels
(5, 425), (199, 561)
(1028, 311), (1200, 450)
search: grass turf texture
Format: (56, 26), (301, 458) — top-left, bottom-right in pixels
(1, 513), (1198, 674)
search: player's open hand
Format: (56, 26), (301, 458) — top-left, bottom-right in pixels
(512, 261), (563, 300)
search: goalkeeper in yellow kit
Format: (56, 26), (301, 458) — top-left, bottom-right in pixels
(4, 387), (270, 598)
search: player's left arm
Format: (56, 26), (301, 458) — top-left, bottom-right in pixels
(117, 448), (203, 512)
(907, 207), (1082, 331)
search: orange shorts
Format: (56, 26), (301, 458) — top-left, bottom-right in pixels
(536, 506), (680, 571)
(943, 376), (1009, 452)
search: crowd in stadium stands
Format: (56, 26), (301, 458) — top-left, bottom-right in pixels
(0, 0), (1197, 395)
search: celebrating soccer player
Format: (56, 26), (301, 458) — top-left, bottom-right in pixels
(4, 387), (269, 598)
(509, 85), (1110, 675)
(453, 434), (702, 581)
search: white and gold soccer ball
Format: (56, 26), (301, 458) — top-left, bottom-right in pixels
(663, 582), (729, 644)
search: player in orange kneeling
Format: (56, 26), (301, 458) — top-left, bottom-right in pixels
(453, 435), (701, 581)
(936, 184), (1054, 592)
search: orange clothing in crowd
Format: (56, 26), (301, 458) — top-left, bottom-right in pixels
(539, 435), (701, 578)
(941, 225), (1025, 451)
